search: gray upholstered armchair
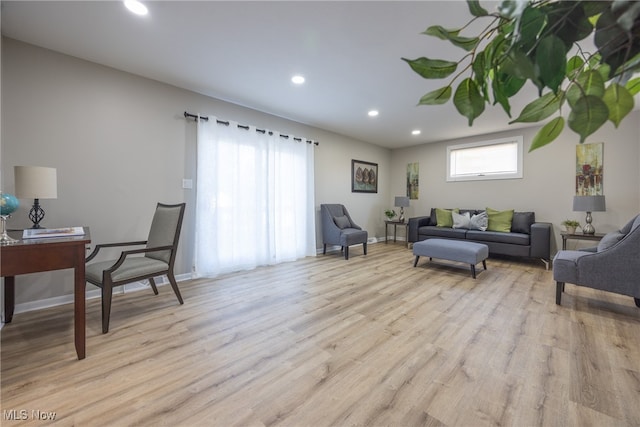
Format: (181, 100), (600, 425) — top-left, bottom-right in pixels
(321, 204), (368, 260)
(86, 203), (186, 333)
(553, 214), (640, 308)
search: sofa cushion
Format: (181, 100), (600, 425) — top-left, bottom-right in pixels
(512, 212), (535, 234)
(469, 211), (488, 231)
(597, 231), (625, 252)
(452, 211), (471, 229)
(333, 215), (351, 229)
(466, 230), (530, 245)
(435, 208), (459, 227)
(486, 208), (514, 232)
(418, 226), (467, 239)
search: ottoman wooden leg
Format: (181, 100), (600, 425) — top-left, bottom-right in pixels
(471, 264), (476, 279)
(556, 281), (564, 305)
(482, 260), (487, 270)
(413, 255), (420, 267)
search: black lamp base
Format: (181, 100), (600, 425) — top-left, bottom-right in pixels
(29, 198), (45, 229)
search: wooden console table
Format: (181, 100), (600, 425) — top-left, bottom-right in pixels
(1, 227), (91, 360)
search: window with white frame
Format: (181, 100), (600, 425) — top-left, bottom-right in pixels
(446, 136), (523, 182)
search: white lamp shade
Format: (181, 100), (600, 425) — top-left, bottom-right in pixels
(14, 166), (58, 199)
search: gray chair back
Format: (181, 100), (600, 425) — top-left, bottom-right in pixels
(145, 203), (186, 264)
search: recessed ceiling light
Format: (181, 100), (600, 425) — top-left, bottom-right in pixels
(124, 0), (148, 16)
(368, 110), (379, 117)
(291, 75), (305, 85)
(412, 130), (421, 135)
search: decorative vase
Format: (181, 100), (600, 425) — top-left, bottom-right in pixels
(0, 193), (20, 245)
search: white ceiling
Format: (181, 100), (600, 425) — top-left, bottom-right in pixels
(1, 0), (542, 149)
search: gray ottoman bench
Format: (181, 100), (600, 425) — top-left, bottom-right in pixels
(413, 239), (489, 278)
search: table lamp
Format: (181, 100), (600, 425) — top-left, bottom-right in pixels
(14, 166), (58, 229)
(573, 195), (605, 235)
(394, 196), (410, 223)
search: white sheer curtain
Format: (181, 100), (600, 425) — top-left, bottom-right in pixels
(195, 117), (316, 276)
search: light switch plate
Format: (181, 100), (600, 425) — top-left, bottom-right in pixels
(182, 179), (193, 189)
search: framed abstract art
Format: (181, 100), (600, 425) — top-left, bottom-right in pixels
(351, 159), (378, 193)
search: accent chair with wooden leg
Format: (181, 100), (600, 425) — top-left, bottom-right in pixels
(320, 204), (368, 260)
(553, 213), (640, 308)
(85, 202), (186, 333)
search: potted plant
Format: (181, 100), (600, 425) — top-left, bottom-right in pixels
(384, 209), (397, 221)
(562, 219), (581, 234)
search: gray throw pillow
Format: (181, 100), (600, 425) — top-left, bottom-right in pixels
(619, 216), (636, 234)
(512, 212), (535, 234)
(334, 215), (351, 229)
(597, 231), (625, 252)
(469, 211), (488, 231)
(452, 211), (471, 229)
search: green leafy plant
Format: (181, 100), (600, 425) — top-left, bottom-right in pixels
(384, 209), (397, 220)
(562, 219), (581, 228)
(403, 0), (640, 151)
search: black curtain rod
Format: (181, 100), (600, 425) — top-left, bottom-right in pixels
(184, 111), (319, 146)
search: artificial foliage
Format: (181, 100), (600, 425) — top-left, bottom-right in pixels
(403, 0), (640, 151)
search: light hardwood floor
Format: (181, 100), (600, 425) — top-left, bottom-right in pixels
(2, 243), (639, 426)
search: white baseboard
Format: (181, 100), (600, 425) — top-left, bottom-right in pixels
(1, 273), (193, 326)
(315, 238), (389, 255)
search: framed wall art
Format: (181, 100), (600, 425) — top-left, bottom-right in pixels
(576, 142), (603, 195)
(351, 159), (378, 193)
(407, 162), (419, 200)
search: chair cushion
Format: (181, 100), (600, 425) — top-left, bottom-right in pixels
(86, 257), (169, 284)
(597, 231), (626, 252)
(339, 228), (368, 246)
(333, 215), (351, 229)
(619, 216), (637, 234)
(146, 204), (182, 263)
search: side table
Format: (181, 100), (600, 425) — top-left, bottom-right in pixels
(385, 220), (409, 248)
(560, 232), (605, 250)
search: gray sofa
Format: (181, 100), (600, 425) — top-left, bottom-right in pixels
(408, 208), (551, 264)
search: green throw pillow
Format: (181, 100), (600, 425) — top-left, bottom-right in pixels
(435, 208), (459, 228)
(486, 208), (514, 232)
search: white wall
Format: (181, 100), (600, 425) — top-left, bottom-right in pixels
(3, 37), (639, 309)
(1, 38), (391, 306)
(390, 114), (640, 253)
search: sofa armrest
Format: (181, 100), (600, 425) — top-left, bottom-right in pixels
(530, 222), (551, 260)
(408, 216), (431, 242)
